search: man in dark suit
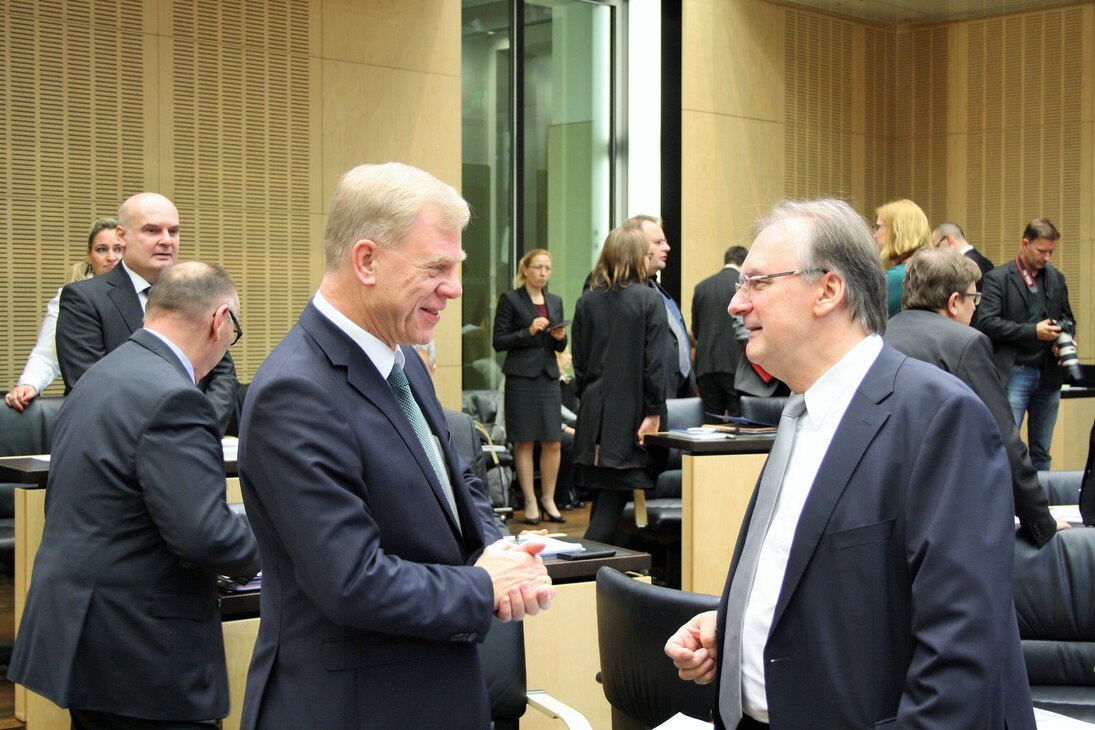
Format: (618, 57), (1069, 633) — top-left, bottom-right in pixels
(238, 162), (554, 728)
(56, 192), (238, 434)
(976, 217), (1076, 470)
(692, 245), (748, 416)
(628, 214), (694, 399)
(932, 221), (993, 283)
(665, 199), (1034, 729)
(886, 247), (1064, 547)
(8, 262), (259, 729)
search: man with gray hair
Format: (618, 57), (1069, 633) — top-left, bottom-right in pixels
(238, 162), (553, 728)
(665, 199), (1033, 729)
(10, 261), (258, 729)
(886, 247), (1064, 547)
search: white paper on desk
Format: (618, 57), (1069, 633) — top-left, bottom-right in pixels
(653, 712), (714, 729)
(670, 427), (732, 440)
(31, 454), (51, 462)
(1034, 707), (1095, 728)
(1050, 505), (1084, 526)
(222, 436), (239, 461)
(506, 535), (584, 557)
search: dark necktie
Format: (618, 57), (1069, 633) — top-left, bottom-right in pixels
(719, 393), (807, 726)
(387, 361), (460, 524)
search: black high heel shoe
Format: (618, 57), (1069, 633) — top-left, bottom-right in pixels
(539, 498), (566, 524)
(522, 501), (542, 525)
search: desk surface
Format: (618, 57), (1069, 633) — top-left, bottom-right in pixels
(0, 453), (239, 487)
(219, 537), (648, 619)
(645, 432), (774, 455)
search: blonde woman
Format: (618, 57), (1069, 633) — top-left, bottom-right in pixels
(492, 248), (568, 524)
(875, 199), (931, 318)
(5, 218), (122, 411)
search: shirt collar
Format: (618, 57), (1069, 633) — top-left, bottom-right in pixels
(312, 290), (404, 377)
(801, 334), (883, 430)
(121, 261), (153, 296)
(142, 327), (196, 383)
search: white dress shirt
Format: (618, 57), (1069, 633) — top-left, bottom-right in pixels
(17, 289), (63, 393)
(740, 334), (883, 721)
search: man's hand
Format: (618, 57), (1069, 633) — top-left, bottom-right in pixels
(1056, 518), (1072, 532)
(1036, 318), (1062, 342)
(664, 610), (719, 684)
(4, 384), (38, 413)
(475, 538), (554, 621)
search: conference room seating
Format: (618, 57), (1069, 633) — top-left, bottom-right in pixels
(0, 395), (65, 575)
(738, 395), (786, 426)
(596, 567), (718, 729)
(479, 617), (591, 729)
(1014, 525), (1095, 722)
(1039, 470), (1084, 506)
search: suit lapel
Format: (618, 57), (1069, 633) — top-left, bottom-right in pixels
(770, 346), (899, 629)
(129, 329), (195, 384)
(298, 304), (465, 538)
(106, 264), (146, 334)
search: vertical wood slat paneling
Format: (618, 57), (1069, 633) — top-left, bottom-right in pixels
(965, 7), (1083, 280)
(172, 0), (312, 382)
(784, 9), (854, 203)
(1, 0), (143, 394)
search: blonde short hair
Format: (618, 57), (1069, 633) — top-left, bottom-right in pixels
(323, 162), (470, 269)
(877, 199), (931, 268)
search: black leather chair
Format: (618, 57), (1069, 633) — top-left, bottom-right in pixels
(1014, 526), (1095, 721)
(1039, 470), (1084, 506)
(0, 395), (66, 575)
(738, 395), (786, 426)
(596, 567), (718, 729)
(479, 617), (591, 729)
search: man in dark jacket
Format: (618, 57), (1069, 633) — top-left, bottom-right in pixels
(886, 248), (1065, 547)
(692, 245), (748, 416)
(9, 262), (259, 728)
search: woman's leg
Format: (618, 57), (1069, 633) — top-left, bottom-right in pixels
(513, 441), (539, 520)
(538, 440), (562, 516)
(583, 489), (629, 545)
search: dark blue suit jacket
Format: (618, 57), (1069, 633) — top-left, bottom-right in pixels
(713, 344), (1035, 729)
(238, 302), (502, 729)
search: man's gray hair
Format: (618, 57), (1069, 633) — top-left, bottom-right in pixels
(933, 221), (966, 243)
(324, 162), (470, 269)
(147, 261), (237, 320)
(755, 199), (888, 335)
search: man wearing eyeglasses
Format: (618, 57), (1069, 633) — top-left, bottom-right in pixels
(885, 248), (1064, 547)
(56, 192), (239, 435)
(9, 261), (259, 730)
(665, 199), (1034, 729)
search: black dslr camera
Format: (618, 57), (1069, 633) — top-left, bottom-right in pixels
(1052, 318), (1083, 382)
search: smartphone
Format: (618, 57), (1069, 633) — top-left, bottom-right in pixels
(557, 549), (616, 560)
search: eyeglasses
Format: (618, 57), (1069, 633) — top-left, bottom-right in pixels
(958, 291), (982, 306)
(215, 308), (243, 346)
(734, 269), (827, 296)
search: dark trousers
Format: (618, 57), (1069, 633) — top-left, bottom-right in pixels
(70, 709), (219, 730)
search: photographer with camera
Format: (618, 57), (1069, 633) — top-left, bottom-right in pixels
(977, 217), (1078, 470)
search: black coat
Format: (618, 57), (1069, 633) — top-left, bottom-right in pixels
(691, 266), (742, 377)
(571, 282), (668, 472)
(57, 263), (238, 434)
(492, 287), (566, 378)
(976, 259), (1074, 389)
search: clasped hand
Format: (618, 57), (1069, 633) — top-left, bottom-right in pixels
(476, 538), (555, 622)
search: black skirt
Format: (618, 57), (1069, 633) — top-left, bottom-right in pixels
(504, 372), (562, 442)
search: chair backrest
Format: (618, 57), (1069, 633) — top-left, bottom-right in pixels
(1038, 470), (1083, 506)
(661, 397), (706, 474)
(596, 567), (718, 728)
(1014, 527), (1095, 687)
(738, 395), (786, 427)
(479, 617), (527, 727)
(0, 395), (65, 457)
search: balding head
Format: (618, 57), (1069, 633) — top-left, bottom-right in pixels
(117, 193), (180, 283)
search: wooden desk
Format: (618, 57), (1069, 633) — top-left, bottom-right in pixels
(645, 433), (773, 595)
